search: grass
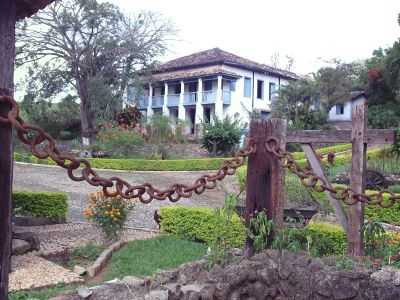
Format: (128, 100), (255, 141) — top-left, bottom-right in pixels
(103, 235), (207, 280)
(9, 284), (78, 300)
(68, 243), (105, 268)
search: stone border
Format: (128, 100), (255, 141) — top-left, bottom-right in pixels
(86, 240), (126, 278)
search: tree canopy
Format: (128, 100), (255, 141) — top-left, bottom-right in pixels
(16, 0), (175, 141)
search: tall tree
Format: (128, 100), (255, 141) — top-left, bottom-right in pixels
(16, 0), (175, 143)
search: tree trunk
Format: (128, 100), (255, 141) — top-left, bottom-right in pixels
(77, 77), (95, 146)
(0, 0), (16, 298)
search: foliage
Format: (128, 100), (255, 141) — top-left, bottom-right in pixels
(104, 235), (206, 280)
(289, 144), (352, 160)
(9, 284), (76, 300)
(272, 222), (347, 256)
(147, 114), (175, 159)
(335, 255), (355, 271)
(207, 194), (239, 267)
(93, 125), (144, 158)
(368, 104), (400, 129)
(84, 191), (134, 239)
(391, 128), (400, 158)
(116, 106), (142, 128)
(362, 220), (387, 257)
(159, 205), (246, 248)
(17, 0), (175, 139)
(13, 152), (229, 171)
(247, 210), (273, 252)
(272, 78), (328, 130)
(201, 116), (243, 156)
(12, 191), (68, 220)
(19, 94), (81, 140)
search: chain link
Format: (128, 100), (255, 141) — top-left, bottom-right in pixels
(264, 136), (400, 208)
(0, 95), (256, 203)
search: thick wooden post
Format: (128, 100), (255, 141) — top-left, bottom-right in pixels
(0, 0), (16, 298)
(245, 118), (286, 228)
(348, 95), (367, 256)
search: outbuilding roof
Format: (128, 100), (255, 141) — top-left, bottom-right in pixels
(154, 48), (299, 80)
(16, 0), (55, 20)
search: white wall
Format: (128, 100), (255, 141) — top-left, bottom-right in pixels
(221, 65), (289, 124)
(328, 102), (352, 122)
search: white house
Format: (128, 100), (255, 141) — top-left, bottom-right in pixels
(127, 48), (298, 134)
(327, 92), (366, 129)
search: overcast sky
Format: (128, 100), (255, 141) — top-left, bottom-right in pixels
(104, 0), (399, 75)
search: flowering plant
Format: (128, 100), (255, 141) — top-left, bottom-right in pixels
(84, 191), (135, 240)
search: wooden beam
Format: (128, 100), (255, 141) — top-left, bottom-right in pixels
(347, 97), (367, 256)
(0, 0), (16, 298)
(245, 119), (286, 255)
(287, 129), (395, 145)
(301, 144), (348, 231)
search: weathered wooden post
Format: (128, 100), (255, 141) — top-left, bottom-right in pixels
(0, 0), (16, 298)
(348, 94), (368, 256)
(245, 118), (286, 245)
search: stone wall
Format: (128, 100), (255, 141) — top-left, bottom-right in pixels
(51, 250), (400, 300)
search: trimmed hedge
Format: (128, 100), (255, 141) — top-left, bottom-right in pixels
(13, 191), (68, 219)
(278, 222), (347, 256)
(290, 144), (352, 160)
(14, 152), (228, 171)
(159, 206), (246, 248)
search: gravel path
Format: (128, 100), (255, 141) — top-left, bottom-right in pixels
(13, 163), (237, 229)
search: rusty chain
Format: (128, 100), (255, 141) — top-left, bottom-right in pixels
(0, 95), (256, 203)
(264, 137), (400, 208)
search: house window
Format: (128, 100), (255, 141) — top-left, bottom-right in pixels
(204, 80), (213, 91)
(336, 103), (345, 115)
(161, 86), (165, 96)
(257, 80), (264, 99)
(243, 77), (251, 97)
(269, 82), (276, 100)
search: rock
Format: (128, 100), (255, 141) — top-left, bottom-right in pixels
(121, 276), (145, 287)
(144, 290), (168, 300)
(77, 287), (92, 299)
(73, 265), (86, 276)
(12, 239), (31, 255)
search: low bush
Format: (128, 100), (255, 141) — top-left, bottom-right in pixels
(13, 191), (68, 219)
(14, 152), (228, 171)
(159, 206), (246, 248)
(290, 144), (352, 160)
(273, 222), (347, 256)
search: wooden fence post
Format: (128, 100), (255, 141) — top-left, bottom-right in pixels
(0, 101), (13, 300)
(0, 0), (16, 297)
(245, 118), (286, 235)
(348, 95), (367, 256)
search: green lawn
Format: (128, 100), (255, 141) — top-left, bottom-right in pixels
(104, 235), (207, 280)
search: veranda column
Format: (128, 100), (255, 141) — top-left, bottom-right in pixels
(0, 0), (16, 298)
(215, 75), (223, 119)
(195, 78), (204, 136)
(178, 81), (185, 120)
(147, 83), (153, 118)
(348, 94), (367, 256)
(163, 82), (169, 116)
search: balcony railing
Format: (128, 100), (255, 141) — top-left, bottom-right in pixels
(167, 94), (180, 107)
(223, 90), (231, 105)
(136, 97), (148, 109)
(184, 92), (197, 105)
(202, 90), (216, 104)
(152, 96), (164, 108)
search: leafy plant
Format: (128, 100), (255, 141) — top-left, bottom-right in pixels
(201, 116), (243, 156)
(84, 191), (134, 240)
(335, 255), (355, 271)
(247, 210), (273, 252)
(94, 125), (144, 158)
(362, 219), (387, 257)
(207, 194), (241, 268)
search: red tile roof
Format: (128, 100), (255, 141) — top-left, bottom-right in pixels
(155, 48), (298, 80)
(16, 0), (55, 20)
